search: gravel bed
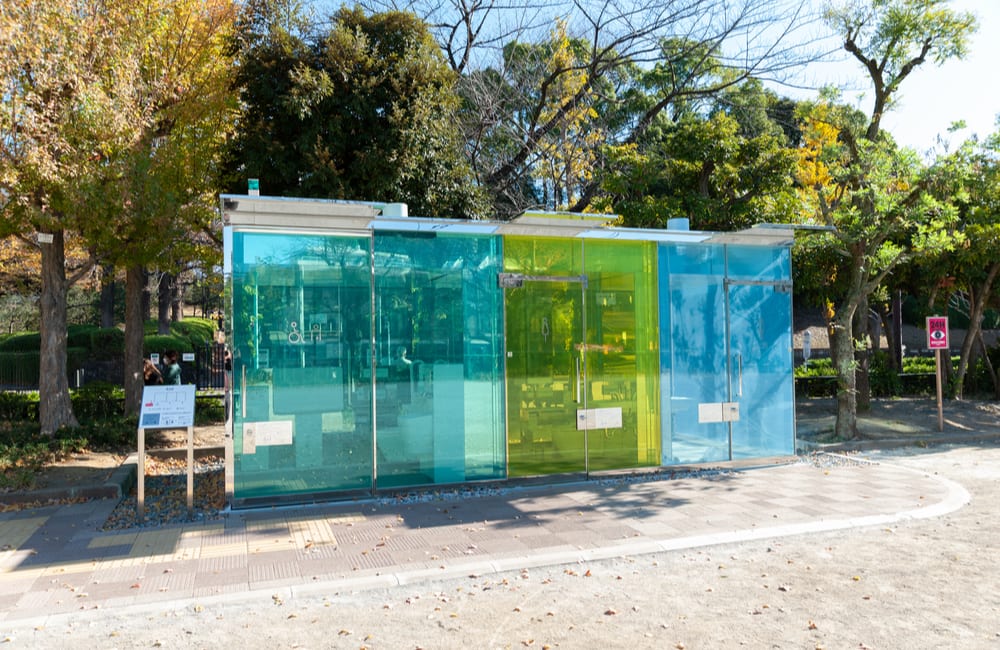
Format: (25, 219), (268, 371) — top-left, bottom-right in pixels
(801, 450), (879, 467)
(101, 456), (225, 531)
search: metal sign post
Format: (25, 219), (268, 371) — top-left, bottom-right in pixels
(136, 385), (197, 522)
(926, 316), (949, 432)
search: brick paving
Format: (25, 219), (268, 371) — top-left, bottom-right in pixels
(0, 456), (968, 623)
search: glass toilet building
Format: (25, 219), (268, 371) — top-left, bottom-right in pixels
(222, 195), (795, 507)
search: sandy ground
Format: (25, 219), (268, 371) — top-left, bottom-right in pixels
(4, 442), (999, 649)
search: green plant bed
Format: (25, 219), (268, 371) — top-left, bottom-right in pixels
(0, 424), (90, 491)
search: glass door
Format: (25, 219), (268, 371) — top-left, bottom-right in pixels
(504, 276), (588, 476)
(726, 281), (795, 458)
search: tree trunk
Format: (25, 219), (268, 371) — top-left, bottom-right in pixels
(955, 265), (1000, 398)
(831, 318), (858, 439)
(99, 264), (116, 328)
(124, 265), (146, 415)
(171, 278), (183, 323)
(978, 329), (1000, 399)
(142, 269), (152, 321)
(158, 271), (172, 335)
(889, 290), (903, 372)
(38, 229), (79, 435)
(853, 295), (871, 411)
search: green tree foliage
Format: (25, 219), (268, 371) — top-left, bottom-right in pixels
(377, 0), (821, 219)
(226, 3), (486, 219)
(805, 0), (976, 439)
(0, 0), (237, 427)
(597, 82), (799, 231)
(0, 0), (132, 433)
(921, 128), (1000, 398)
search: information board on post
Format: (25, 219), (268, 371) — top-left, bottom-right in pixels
(136, 385), (197, 521)
(139, 384), (196, 428)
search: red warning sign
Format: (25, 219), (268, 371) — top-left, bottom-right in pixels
(926, 316), (949, 350)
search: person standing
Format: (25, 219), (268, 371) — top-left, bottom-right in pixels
(143, 358), (163, 385)
(162, 350), (182, 385)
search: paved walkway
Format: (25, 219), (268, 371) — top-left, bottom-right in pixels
(0, 455), (969, 624)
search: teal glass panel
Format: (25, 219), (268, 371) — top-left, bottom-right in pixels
(582, 239), (660, 471)
(659, 244), (730, 463)
(230, 231), (373, 501)
(373, 231), (505, 488)
(727, 281), (794, 457)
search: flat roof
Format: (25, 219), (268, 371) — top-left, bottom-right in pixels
(219, 194), (795, 246)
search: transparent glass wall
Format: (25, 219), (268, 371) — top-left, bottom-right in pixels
(503, 236), (660, 476)
(659, 243), (794, 463)
(726, 246), (794, 457)
(503, 237), (586, 475)
(583, 239), (660, 471)
(372, 231), (505, 487)
(659, 243), (730, 463)
(230, 231), (373, 501)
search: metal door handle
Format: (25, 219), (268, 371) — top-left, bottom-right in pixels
(241, 365), (246, 418)
(575, 358), (581, 403)
(736, 353), (743, 397)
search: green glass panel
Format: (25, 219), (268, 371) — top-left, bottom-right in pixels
(504, 237), (586, 476)
(373, 231), (505, 488)
(583, 239), (660, 471)
(230, 231), (373, 501)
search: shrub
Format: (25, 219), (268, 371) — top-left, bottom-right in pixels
(171, 318), (217, 345)
(144, 334), (192, 356)
(71, 381), (125, 421)
(67, 324), (98, 348)
(0, 332), (40, 352)
(89, 327), (125, 359)
(0, 391), (38, 420)
(869, 351), (902, 397)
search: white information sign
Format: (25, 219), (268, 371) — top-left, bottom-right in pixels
(139, 385), (196, 428)
(576, 407), (623, 430)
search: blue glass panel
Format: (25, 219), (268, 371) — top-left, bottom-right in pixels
(726, 245), (791, 281)
(230, 231), (373, 501)
(660, 244), (730, 463)
(728, 282), (795, 457)
(373, 231), (505, 488)
(665, 244), (725, 276)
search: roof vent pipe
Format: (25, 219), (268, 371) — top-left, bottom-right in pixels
(378, 203), (408, 218)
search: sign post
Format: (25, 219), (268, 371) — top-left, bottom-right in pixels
(137, 385), (197, 521)
(926, 316), (949, 432)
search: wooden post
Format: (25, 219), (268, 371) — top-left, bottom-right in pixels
(935, 348), (944, 432)
(137, 428), (146, 522)
(187, 426), (194, 517)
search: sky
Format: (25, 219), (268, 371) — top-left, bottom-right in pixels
(798, 0), (1000, 156)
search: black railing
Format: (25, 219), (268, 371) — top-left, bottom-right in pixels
(0, 343), (228, 392)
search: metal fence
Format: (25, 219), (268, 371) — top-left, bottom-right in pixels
(0, 343), (227, 392)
